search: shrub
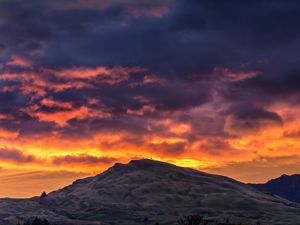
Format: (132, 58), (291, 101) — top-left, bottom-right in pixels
(178, 215), (208, 225)
(18, 217), (50, 225)
(40, 192), (47, 198)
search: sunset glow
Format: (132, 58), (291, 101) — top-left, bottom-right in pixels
(1, 0), (300, 198)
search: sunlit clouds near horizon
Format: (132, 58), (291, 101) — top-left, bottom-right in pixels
(1, 0), (300, 197)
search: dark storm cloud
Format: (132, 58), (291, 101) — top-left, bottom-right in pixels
(0, 0), (299, 142)
(0, 91), (27, 114)
(96, 81), (210, 113)
(229, 104), (283, 123)
(18, 119), (58, 137)
(51, 155), (117, 165)
(235, 70), (300, 97)
(63, 115), (150, 139)
(1, 0), (300, 81)
(34, 2), (300, 74)
(0, 148), (37, 163)
(224, 104), (283, 135)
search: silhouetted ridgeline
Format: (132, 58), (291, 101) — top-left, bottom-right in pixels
(250, 174), (300, 204)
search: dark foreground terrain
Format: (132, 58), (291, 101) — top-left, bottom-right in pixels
(1, 159), (300, 225)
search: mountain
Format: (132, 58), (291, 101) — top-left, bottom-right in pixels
(1, 159), (300, 225)
(251, 174), (300, 204)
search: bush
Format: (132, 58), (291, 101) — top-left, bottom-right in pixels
(177, 215), (253, 225)
(40, 192), (47, 198)
(178, 215), (208, 225)
(18, 217), (50, 225)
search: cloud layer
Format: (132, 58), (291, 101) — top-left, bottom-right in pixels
(0, 0), (300, 196)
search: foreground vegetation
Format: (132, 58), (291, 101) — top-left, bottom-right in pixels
(16, 215), (262, 225)
(17, 218), (49, 225)
(178, 215), (260, 225)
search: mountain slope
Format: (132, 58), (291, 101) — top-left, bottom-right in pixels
(1, 159), (300, 225)
(251, 174), (300, 204)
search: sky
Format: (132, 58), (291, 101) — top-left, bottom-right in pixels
(0, 0), (300, 197)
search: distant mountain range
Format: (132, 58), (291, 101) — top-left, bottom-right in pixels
(1, 159), (300, 225)
(250, 174), (300, 204)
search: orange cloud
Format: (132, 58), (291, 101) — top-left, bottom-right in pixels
(214, 67), (260, 82)
(7, 55), (32, 68)
(50, 66), (144, 85)
(127, 105), (155, 116)
(143, 75), (168, 85)
(0, 128), (19, 139)
(54, 67), (110, 79)
(0, 66), (148, 99)
(22, 105), (110, 126)
(40, 98), (73, 109)
(2, 63), (300, 198)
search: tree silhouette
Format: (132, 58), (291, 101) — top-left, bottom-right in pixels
(40, 192), (47, 198)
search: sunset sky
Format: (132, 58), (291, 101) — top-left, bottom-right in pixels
(1, 0), (300, 197)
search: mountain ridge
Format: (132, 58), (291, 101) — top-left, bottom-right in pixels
(250, 173), (300, 204)
(1, 159), (300, 225)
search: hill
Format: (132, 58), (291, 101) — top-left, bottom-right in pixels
(251, 174), (300, 204)
(1, 159), (300, 225)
